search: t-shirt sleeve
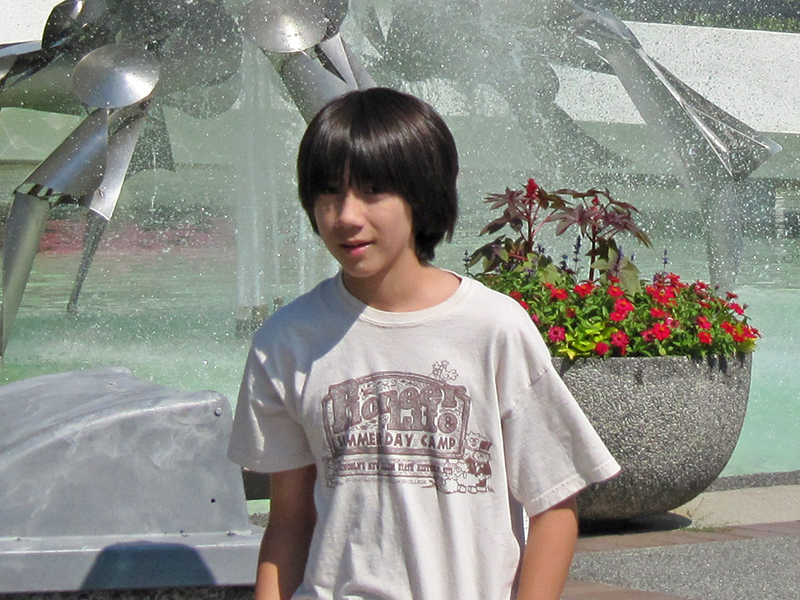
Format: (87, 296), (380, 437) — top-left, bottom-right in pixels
(503, 365), (621, 516)
(491, 305), (621, 516)
(227, 346), (315, 473)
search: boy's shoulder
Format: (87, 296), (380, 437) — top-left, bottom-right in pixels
(460, 276), (532, 318)
(251, 275), (342, 343)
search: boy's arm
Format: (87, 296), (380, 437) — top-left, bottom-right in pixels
(255, 464), (317, 600)
(516, 495), (579, 600)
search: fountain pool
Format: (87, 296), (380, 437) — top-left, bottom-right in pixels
(0, 194), (798, 478)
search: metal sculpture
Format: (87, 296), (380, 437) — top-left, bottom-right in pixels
(0, 0), (781, 358)
(0, 0), (372, 358)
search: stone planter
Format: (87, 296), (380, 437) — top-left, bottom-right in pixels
(552, 354), (752, 521)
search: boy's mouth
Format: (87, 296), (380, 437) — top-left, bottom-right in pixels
(341, 240), (371, 252)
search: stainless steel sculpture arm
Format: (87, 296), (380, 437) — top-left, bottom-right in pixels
(0, 0), (372, 358)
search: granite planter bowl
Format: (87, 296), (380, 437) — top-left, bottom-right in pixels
(552, 354), (752, 522)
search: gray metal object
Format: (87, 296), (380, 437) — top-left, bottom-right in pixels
(562, 2), (781, 290)
(0, 0), (782, 355)
(0, 367), (261, 592)
(72, 45), (160, 109)
(0, 192), (50, 357)
(0, 0), (372, 357)
(241, 0), (330, 53)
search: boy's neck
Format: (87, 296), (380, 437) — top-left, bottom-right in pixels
(342, 265), (461, 312)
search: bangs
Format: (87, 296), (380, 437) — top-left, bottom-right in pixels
(301, 106), (407, 198)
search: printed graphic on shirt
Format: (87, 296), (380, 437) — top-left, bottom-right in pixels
(322, 361), (493, 494)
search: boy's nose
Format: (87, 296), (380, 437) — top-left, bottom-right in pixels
(336, 190), (365, 226)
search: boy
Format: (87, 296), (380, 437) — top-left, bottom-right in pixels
(228, 87), (620, 600)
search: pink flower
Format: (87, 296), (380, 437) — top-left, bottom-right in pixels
(548, 326), (566, 343)
(595, 341), (610, 356)
(526, 178), (539, 197)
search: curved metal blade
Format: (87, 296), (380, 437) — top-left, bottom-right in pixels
(67, 211), (107, 315)
(241, 0), (328, 53)
(42, 0), (109, 49)
(68, 106), (150, 311)
(277, 33), (374, 121)
(322, 0), (349, 32)
(84, 105), (149, 219)
(1, 193), (50, 358)
(72, 44), (160, 109)
(22, 108), (109, 197)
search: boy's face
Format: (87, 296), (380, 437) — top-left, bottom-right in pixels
(313, 183), (420, 295)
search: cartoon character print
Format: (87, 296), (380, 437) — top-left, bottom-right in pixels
(321, 361), (494, 495)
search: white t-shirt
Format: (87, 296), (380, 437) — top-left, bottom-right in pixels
(228, 273), (620, 600)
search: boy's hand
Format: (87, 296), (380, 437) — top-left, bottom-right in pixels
(255, 464), (317, 600)
(517, 496), (579, 600)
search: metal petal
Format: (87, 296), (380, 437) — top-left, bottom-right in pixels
(84, 105), (149, 220)
(277, 36), (370, 121)
(42, 0), (108, 49)
(0, 193), (50, 358)
(241, 0), (328, 53)
(72, 44), (160, 109)
(66, 212), (107, 315)
(22, 108), (109, 197)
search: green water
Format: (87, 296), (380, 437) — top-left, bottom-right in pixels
(1, 213), (799, 477)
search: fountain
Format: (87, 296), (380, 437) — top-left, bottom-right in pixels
(1, 0), (799, 594)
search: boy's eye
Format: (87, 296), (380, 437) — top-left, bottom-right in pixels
(320, 183), (340, 195)
(359, 183), (387, 195)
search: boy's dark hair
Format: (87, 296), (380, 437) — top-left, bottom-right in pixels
(297, 87), (459, 262)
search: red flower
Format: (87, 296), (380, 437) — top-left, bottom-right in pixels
(526, 178), (539, 197)
(548, 326), (566, 343)
(609, 310), (629, 322)
(693, 280), (710, 292)
(610, 330), (629, 355)
(726, 291), (738, 300)
(650, 307), (669, 319)
(531, 313), (541, 326)
(696, 316), (712, 330)
(614, 298), (635, 314)
(607, 285), (624, 297)
(698, 331), (713, 345)
(595, 342), (610, 356)
(727, 302), (745, 316)
(509, 290), (523, 301)
(651, 323), (671, 341)
(646, 285), (677, 306)
(519, 300), (530, 311)
(565, 307), (577, 318)
(743, 325), (760, 339)
(550, 287), (568, 301)
(574, 282), (595, 298)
